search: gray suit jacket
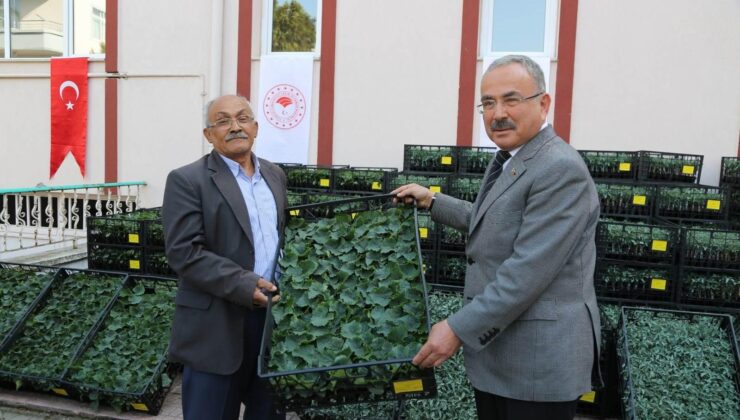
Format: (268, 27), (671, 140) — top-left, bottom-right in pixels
(435, 126), (601, 401)
(162, 150), (287, 375)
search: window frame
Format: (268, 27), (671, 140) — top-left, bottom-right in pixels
(261, 0), (322, 57)
(479, 0), (557, 59)
(0, 0), (105, 60)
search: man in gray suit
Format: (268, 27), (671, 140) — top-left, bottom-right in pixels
(163, 95), (287, 420)
(394, 55), (600, 419)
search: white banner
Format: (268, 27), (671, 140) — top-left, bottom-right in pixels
(255, 55), (314, 164)
(476, 54), (550, 147)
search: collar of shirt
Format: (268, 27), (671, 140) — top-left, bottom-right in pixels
(502, 122), (549, 169)
(219, 153), (262, 181)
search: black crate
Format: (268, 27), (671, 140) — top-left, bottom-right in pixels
(655, 184), (728, 222)
(579, 150), (639, 180)
(260, 194), (436, 410)
(87, 208), (163, 247)
(677, 267), (740, 308)
(0, 263), (58, 352)
(595, 260), (676, 302)
(681, 226), (740, 269)
(389, 172), (451, 196)
(457, 146), (497, 175)
(403, 145), (458, 173)
(88, 244), (146, 274)
(721, 157), (740, 187)
(421, 250), (437, 284)
(596, 220), (678, 263)
(730, 187), (740, 225)
(284, 165), (347, 191)
(0, 268), (125, 390)
(287, 191), (306, 207)
(449, 175), (483, 203)
(617, 307), (740, 420)
(293, 192), (366, 219)
(637, 151), (703, 184)
(144, 247), (176, 277)
(333, 167), (398, 194)
(595, 182), (655, 219)
(435, 251), (466, 287)
(61, 276), (178, 415)
(416, 211), (437, 251)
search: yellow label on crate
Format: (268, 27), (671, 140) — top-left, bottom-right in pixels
(651, 240), (667, 252)
(579, 391), (596, 403)
(393, 379), (424, 394)
(651, 278), (667, 291)
(129, 260), (141, 270)
(682, 165), (695, 175)
(128, 233), (140, 244)
(319, 178), (330, 187)
(131, 402), (149, 412)
(619, 162), (631, 172)
(441, 156), (452, 165)
(419, 227), (428, 239)
(633, 195), (646, 206)
(289, 210), (301, 216)
(706, 200), (721, 210)
(351, 213), (358, 219)
(371, 181), (382, 191)
(429, 185), (441, 193)
(52, 388), (68, 397)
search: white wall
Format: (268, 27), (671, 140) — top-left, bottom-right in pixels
(570, 0), (740, 186)
(332, 0), (463, 169)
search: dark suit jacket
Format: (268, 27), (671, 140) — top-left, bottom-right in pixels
(435, 126), (601, 401)
(162, 150), (287, 375)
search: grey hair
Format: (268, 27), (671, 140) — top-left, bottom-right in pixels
(485, 55), (546, 93)
(203, 95), (254, 128)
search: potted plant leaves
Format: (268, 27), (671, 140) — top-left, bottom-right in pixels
(403, 145), (457, 173)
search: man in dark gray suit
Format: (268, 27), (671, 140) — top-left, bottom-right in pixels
(394, 55), (600, 419)
(163, 95), (287, 420)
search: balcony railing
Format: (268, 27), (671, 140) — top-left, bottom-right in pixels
(0, 182), (146, 252)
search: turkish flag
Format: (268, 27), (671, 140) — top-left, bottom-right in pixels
(50, 57), (88, 178)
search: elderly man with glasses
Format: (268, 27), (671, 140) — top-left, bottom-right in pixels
(163, 95), (287, 420)
(394, 55), (601, 420)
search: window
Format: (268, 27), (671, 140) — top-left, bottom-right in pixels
(481, 0), (556, 56)
(0, 0), (105, 59)
(263, 0), (321, 54)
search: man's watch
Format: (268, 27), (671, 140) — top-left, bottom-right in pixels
(428, 193), (437, 211)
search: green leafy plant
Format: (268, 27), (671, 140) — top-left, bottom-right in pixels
(334, 169), (391, 193)
(722, 158), (740, 186)
(287, 191), (305, 207)
(439, 225), (466, 250)
(88, 209), (162, 246)
(658, 187), (724, 219)
(619, 309), (740, 419)
(286, 167), (333, 190)
(301, 193), (364, 218)
(597, 264), (671, 295)
(66, 280), (176, 412)
(0, 272), (122, 384)
(598, 221), (675, 261)
(682, 271), (740, 303)
(0, 267), (55, 344)
(459, 148), (495, 174)
(450, 176), (482, 202)
(595, 183), (652, 216)
(391, 174), (449, 194)
(437, 254), (466, 286)
(683, 227), (740, 268)
(642, 153), (701, 183)
(88, 245), (144, 273)
(145, 249), (175, 277)
(405, 146), (456, 172)
(267, 206), (429, 405)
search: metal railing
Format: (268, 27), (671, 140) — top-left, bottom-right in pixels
(0, 182), (146, 252)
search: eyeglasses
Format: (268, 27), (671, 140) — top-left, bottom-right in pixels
(207, 115), (255, 129)
(476, 92), (544, 114)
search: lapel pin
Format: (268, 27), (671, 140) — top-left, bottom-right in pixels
(511, 168), (517, 176)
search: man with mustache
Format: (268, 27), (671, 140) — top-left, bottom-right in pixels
(163, 95), (286, 419)
(394, 55), (600, 420)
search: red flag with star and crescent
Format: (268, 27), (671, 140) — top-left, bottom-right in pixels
(50, 57), (88, 178)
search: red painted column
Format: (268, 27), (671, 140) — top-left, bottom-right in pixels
(316, 0), (337, 165)
(456, 0), (480, 147)
(236, 0), (253, 98)
(104, 0), (118, 183)
(553, 0), (579, 143)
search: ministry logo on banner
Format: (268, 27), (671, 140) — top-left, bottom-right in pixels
(256, 55), (314, 164)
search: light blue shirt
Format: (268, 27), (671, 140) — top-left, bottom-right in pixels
(219, 153), (279, 281)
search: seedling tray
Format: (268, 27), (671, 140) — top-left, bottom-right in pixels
(415, 211), (437, 251)
(333, 167), (398, 194)
(60, 276), (178, 414)
(655, 184), (728, 222)
(389, 172), (451, 196)
(681, 226), (740, 269)
(618, 307), (740, 419)
(284, 165), (348, 191)
(721, 157), (740, 187)
(595, 260), (676, 302)
(435, 251), (466, 287)
(677, 267), (740, 308)
(88, 243), (146, 274)
(595, 182), (655, 219)
(596, 220), (678, 263)
(457, 146), (497, 175)
(403, 145), (458, 173)
(449, 175), (483, 203)
(579, 150), (639, 180)
(259, 194), (436, 410)
(87, 208), (163, 247)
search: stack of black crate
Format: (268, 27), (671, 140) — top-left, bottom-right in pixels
(401, 145), (498, 287)
(87, 208), (175, 277)
(278, 163), (398, 205)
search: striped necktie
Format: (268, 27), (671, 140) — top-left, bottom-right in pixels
(476, 150), (511, 207)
